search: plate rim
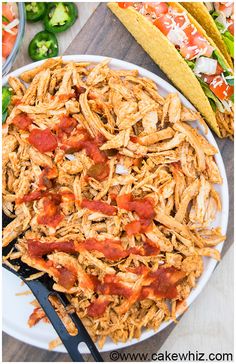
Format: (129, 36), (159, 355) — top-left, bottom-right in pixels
(2, 54), (229, 354)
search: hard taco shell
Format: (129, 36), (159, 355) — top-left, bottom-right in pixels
(108, 2), (232, 137)
(181, 2), (234, 69)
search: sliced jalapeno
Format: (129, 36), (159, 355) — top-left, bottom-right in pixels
(2, 86), (12, 124)
(44, 3), (78, 33)
(25, 2), (47, 22)
(28, 30), (59, 61)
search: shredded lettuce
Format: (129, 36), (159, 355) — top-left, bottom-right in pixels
(185, 59), (195, 70)
(225, 77), (234, 86)
(222, 32), (234, 57)
(210, 11), (219, 19)
(212, 49), (231, 73)
(197, 77), (225, 112)
(214, 19), (227, 33)
(212, 17), (234, 57)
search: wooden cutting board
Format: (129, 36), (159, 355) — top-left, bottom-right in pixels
(3, 3), (233, 362)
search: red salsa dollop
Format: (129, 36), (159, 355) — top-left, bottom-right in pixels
(28, 128), (58, 153)
(81, 199), (117, 216)
(12, 113), (33, 131)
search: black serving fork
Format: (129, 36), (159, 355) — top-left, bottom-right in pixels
(2, 243), (103, 362)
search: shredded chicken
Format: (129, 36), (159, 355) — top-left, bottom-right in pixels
(2, 59), (225, 349)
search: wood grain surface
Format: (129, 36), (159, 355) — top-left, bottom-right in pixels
(3, 3), (233, 362)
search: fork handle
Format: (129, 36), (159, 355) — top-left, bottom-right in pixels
(26, 279), (103, 362)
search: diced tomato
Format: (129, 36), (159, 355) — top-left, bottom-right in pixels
(118, 2), (133, 9)
(28, 128), (58, 153)
(174, 14), (187, 28)
(191, 33), (214, 57)
(2, 29), (17, 59)
(153, 14), (173, 36)
(201, 63), (223, 84)
(183, 24), (197, 40)
(202, 74), (216, 84)
(2, 4), (15, 22)
(144, 2), (168, 15)
(179, 42), (197, 60)
(228, 19), (234, 36)
(2, 4), (18, 59)
(181, 26), (214, 59)
(12, 113), (33, 131)
(216, 63), (224, 75)
(81, 199), (117, 216)
(209, 75), (234, 100)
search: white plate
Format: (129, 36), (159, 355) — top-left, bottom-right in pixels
(2, 55), (229, 354)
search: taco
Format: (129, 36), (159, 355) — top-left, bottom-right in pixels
(108, 2), (234, 138)
(182, 2), (234, 69)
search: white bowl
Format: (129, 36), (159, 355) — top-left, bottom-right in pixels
(2, 55), (229, 354)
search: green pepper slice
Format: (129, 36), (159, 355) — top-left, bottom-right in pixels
(44, 3), (78, 33)
(2, 86), (12, 124)
(28, 30), (59, 61)
(25, 2), (47, 22)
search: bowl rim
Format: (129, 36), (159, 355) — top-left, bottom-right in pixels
(2, 55), (229, 354)
(2, 2), (26, 76)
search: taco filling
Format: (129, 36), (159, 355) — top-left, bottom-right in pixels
(205, 2), (234, 58)
(118, 2), (234, 137)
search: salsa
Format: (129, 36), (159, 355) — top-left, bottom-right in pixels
(12, 113), (33, 131)
(28, 128), (58, 153)
(81, 199), (117, 216)
(27, 237), (160, 261)
(87, 298), (110, 318)
(2, 3), (19, 61)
